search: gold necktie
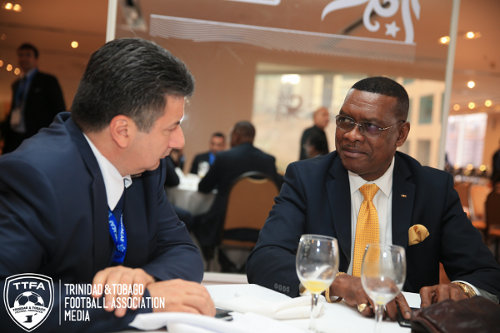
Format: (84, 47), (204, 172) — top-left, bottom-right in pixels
(352, 184), (379, 277)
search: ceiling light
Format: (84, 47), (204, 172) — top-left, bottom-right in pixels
(465, 31), (481, 39)
(468, 102), (475, 110)
(485, 99), (492, 107)
(4, 2), (13, 10)
(452, 104), (460, 111)
(71, 41), (79, 49)
(439, 36), (450, 44)
(14, 67), (20, 75)
(0, 60), (3, 67)
(467, 80), (475, 89)
(12, 3), (21, 12)
(6, 64), (13, 71)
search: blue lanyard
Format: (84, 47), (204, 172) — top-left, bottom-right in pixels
(15, 70), (36, 107)
(108, 208), (127, 264)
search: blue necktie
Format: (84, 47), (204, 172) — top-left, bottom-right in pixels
(15, 77), (28, 108)
(108, 191), (127, 264)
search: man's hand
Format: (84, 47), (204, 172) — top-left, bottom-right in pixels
(92, 266), (155, 317)
(420, 283), (468, 308)
(147, 279), (215, 316)
(330, 274), (412, 320)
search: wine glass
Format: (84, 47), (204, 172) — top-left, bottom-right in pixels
(296, 234), (339, 332)
(197, 161), (210, 178)
(361, 243), (406, 333)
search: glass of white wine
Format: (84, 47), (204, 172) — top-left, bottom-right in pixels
(361, 243), (406, 333)
(296, 234), (339, 332)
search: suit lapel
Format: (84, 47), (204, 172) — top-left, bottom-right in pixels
(66, 118), (112, 272)
(326, 155), (352, 270)
(391, 154), (415, 249)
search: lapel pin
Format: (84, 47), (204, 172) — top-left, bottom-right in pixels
(401, 194), (407, 198)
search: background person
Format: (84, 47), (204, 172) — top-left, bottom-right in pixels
(190, 132), (226, 175)
(1, 43), (66, 154)
(247, 77), (500, 322)
(492, 139), (500, 183)
(193, 121), (281, 266)
(0, 38), (214, 332)
(303, 131), (328, 159)
(299, 106), (330, 160)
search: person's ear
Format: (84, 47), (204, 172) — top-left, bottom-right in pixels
(109, 115), (136, 148)
(395, 122), (410, 147)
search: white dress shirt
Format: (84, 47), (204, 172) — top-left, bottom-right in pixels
(84, 135), (132, 210)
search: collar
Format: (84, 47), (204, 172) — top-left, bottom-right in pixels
(22, 68), (37, 81)
(83, 134), (132, 210)
(348, 156), (395, 197)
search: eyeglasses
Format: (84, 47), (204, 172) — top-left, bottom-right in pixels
(335, 115), (405, 137)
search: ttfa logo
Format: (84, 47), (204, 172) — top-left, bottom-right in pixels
(3, 273), (54, 332)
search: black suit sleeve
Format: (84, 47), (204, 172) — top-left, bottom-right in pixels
(189, 155), (200, 174)
(438, 173), (500, 297)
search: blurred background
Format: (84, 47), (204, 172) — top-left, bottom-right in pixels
(0, 0), (498, 178)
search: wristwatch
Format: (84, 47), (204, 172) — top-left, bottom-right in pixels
(452, 282), (477, 298)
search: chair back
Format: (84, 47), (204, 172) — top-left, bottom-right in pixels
(222, 171), (279, 247)
(469, 184), (490, 219)
(454, 181), (471, 211)
(485, 190), (500, 230)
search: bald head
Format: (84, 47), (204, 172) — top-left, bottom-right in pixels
(313, 107), (330, 130)
(230, 121), (256, 147)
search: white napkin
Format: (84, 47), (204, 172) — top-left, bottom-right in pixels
(129, 312), (307, 333)
(208, 284), (324, 320)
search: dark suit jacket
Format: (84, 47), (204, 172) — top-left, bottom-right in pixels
(299, 125), (328, 160)
(247, 151), (500, 298)
(0, 113), (203, 332)
(194, 143), (281, 247)
(189, 151), (211, 174)
(2, 70), (66, 153)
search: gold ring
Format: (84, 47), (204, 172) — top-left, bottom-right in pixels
(357, 303), (368, 313)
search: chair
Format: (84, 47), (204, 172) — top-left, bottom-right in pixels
(485, 190), (500, 261)
(217, 171), (279, 272)
(469, 184), (490, 231)
(454, 181), (471, 217)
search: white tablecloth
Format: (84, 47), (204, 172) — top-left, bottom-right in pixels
(166, 171), (216, 215)
(130, 284), (420, 333)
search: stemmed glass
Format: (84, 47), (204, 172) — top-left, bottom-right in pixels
(296, 234), (339, 332)
(361, 243), (406, 333)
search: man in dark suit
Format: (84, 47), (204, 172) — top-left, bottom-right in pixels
(299, 106), (330, 160)
(189, 132), (226, 175)
(1, 43), (66, 154)
(194, 121), (281, 261)
(0, 38), (214, 332)
(247, 77), (500, 322)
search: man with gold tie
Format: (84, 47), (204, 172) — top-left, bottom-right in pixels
(247, 76), (500, 321)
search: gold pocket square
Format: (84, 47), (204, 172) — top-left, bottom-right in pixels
(408, 224), (429, 246)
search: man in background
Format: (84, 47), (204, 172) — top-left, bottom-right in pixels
(1, 43), (66, 153)
(190, 132), (226, 175)
(0, 38), (214, 332)
(194, 121), (281, 264)
(299, 106), (330, 160)
(492, 139), (500, 183)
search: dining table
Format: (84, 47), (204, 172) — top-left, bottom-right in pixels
(166, 169), (216, 215)
(129, 283), (420, 333)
